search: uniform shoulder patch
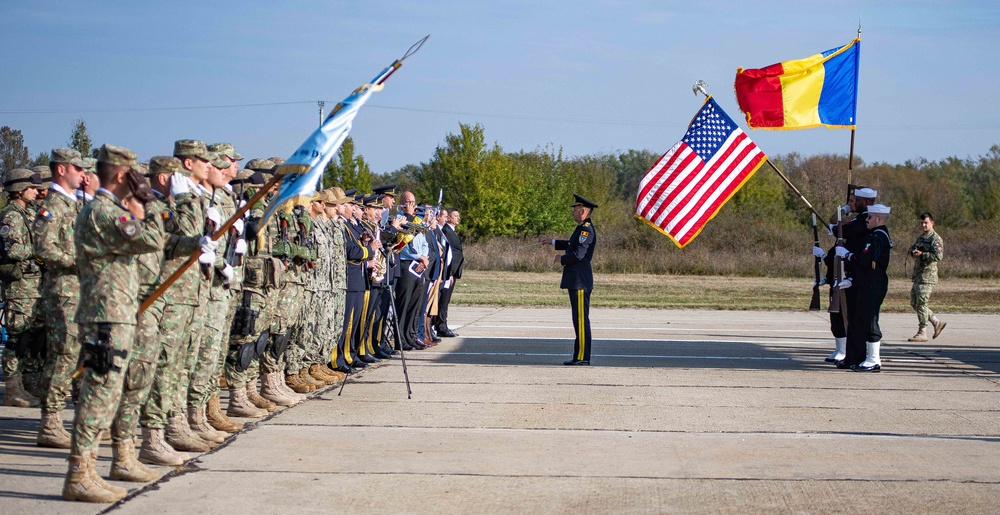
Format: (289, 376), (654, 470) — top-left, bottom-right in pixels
(161, 211), (175, 220)
(117, 215), (141, 239)
(579, 230), (589, 243)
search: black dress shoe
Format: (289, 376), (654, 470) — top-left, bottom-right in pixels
(411, 340), (427, 350)
(374, 349), (392, 359)
(851, 363), (881, 372)
(439, 330), (458, 337)
(431, 335), (442, 343)
(388, 348), (400, 355)
(334, 365), (353, 374)
(359, 355), (379, 363)
(835, 360), (851, 369)
(352, 360), (368, 369)
(563, 359), (590, 366)
(824, 357), (837, 363)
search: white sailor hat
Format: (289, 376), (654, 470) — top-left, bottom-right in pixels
(868, 204), (890, 214)
(855, 187), (877, 199)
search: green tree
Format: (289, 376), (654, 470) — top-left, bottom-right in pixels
(1, 125), (31, 173)
(31, 151), (50, 167)
(322, 137), (372, 191)
(68, 118), (93, 157)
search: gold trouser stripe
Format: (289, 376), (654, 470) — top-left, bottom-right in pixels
(342, 306), (355, 364)
(577, 290), (586, 361)
(358, 291), (371, 355)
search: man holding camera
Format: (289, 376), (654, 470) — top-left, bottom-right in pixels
(907, 212), (945, 342)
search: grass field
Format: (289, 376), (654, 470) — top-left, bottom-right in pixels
(452, 270), (999, 313)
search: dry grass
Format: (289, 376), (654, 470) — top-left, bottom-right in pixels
(452, 270), (1000, 313)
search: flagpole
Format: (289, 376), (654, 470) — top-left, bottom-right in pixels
(691, 81), (823, 222)
(138, 35), (429, 315)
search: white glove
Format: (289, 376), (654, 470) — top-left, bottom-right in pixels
(221, 264), (234, 283)
(811, 246), (826, 259)
(238, 200), (247, 209)
(206, 207), (221, 227)
(841, 205), (851, 215)
(814, 277), (827, 287)
(234, 238), (247, 255)
(198, 251), (216, 266)
(838, 278), (852, 289)
(828, 224), (836, 236)
(199, 235), (220, 253)
(233, 218), (245, 236)
(834, 246), (850, 258)
(170, 172), (190, 196)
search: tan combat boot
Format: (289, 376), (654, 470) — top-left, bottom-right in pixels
(165, 415), (212, 452)
(62, 451), (120, 503)
(260, 373), (299, 406)
(110, 438), (161, 482)
(302, 366), (329, 386)
(309, 364), (336, 385)
(931, 316), (947, 339)
(87, 450), (128, 498)
(276, 372), (308, 401)
(324, 364), (347, 383)
(207, 394), (243, 432)
(285, 372), (313, 394)
(907, 327), (928, 342)
(187, 405), (226, 444)
(246, 382), (277, 413)
(227, 387), (267, 418)
(4, 374), (40, 407)
(138, 427), (187, 466)
(219, 373), (228, 389)
(37, 411), (73, 448)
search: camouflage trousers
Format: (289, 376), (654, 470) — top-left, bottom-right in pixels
(910, 282), (935, 327)
(302, 288), (342, 366)
(189, 287), (233, 408)
(40, 294), (80, 414)
(212, 288), (241, 397)
(141, 303), (196, 429)
(2, 296), (42, 379)
(175, 298), (209, 413)
(71, 322), (135, 454)
(112, 297), (165, 443)
(224, 289), (269, 388)
(262, 281), (303, 375)
(288, 289), (324, 372)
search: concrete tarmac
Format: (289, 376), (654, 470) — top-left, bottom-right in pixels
(1, 306), (999, 514)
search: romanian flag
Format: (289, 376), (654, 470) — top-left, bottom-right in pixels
(735, 38), (860, 130)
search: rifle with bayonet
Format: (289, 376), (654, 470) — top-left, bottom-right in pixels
(810, 213), (821, 311)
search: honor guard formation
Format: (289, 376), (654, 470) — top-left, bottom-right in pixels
(0, 141), (466, 503)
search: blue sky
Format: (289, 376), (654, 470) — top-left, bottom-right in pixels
(2, 0), (998, 174)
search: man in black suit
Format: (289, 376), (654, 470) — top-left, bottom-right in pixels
(434, 208), (463, 337)
(542, 195), (597, 365)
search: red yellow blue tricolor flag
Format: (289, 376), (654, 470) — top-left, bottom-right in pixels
(734, 38), (860, 130)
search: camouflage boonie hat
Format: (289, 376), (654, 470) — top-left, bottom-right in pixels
(148, 156), (182, 176)
(4, 168), (43, 192)
(97, 144), (138, 168)
(209, 152), (230, 169)
(230, 168), (255, 183)
(208, 142), (243, 161)
(173, 139), (211, 161)
(50, 147), (89, 168)
(245, 158), (276, 173)
(268, 157), (286, 166)
(322, 187), (351, 206)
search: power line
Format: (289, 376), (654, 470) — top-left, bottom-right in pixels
(1, 101), (997, 131)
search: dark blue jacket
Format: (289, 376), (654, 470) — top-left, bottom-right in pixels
(554, 217), (596, 291)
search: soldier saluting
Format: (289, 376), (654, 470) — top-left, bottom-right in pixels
(62, 144), (164, 503)
(542, 194), (598, 366)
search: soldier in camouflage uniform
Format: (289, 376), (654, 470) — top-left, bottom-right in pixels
(907, 212), (946, 342)
(267, 203), (312, 394)
(184, 152), (238, 444)
(34, 148), (88, 446)
(140, 140), (217, 455)
(324, 189), (350, 370)
(1, 168), (44, 408)
(114, 157), (203, 471)
(62, 144), (164, 503)
(223, 167), (272, 417)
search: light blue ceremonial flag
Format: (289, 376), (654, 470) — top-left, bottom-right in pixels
(259, 64), (396, 225)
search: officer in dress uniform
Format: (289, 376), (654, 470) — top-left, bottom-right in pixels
(542, 194), (597, 365)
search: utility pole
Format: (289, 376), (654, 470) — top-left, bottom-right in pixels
(317, 100), (325, 127)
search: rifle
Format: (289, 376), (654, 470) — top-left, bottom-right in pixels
(810, 213), (821, 311)
(828, 207), (849, 333)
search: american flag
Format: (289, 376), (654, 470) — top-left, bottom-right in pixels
(635, 97), (766, 248)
